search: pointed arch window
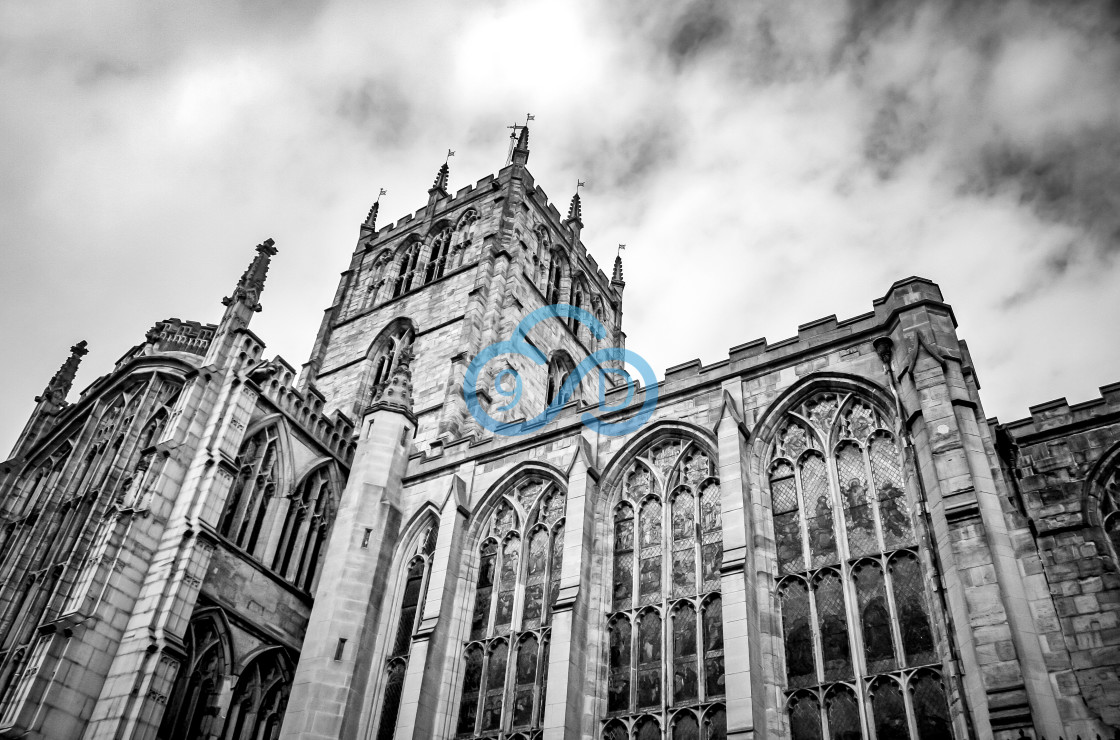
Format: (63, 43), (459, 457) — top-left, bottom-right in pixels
(219, 425), (281, 556)
(457, 477), (566, 738)
(767, 392), (953, 740)
(545, 353), (578, 408)
(451, 210), (479, 269)
(393, 241), (422, 297)
(376, 524), (438, 740)
(545, 253), (566, 305)
(159, 613), (228, 740)
(425, 226), (453, 284)
(223, 649), (293, 740)
(367, 325), (415, 408)
(1098, 464), (1120, 568)
(605, 439), (724, 740)
(272, 465), (335, 591)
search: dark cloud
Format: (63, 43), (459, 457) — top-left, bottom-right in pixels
(667, 1), (731, 66)
(335, 78), (414, 147)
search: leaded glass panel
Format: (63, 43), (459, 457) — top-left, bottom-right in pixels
(549, 524), (563, 622)
(672, 605), (698, 705)
(912, 673), (952, 740)
(780, 580), (815, 689)
(481, 642), (507, 731)
(639, 500), (663, 606)
(636, 717), (660, 740)
(604, 721), (627, 740)
(673, 713), (699, 740)
(837, 444), (878, 557)
(825, 687), (861, 740)
(636, 611), (662, 709)
(871, 680), (909, 740)
(702, 598), (725, 698)
(608, 618), (632, 714)
(870, 436), (913, 549)
(512, 636), (537, 728)
(523, 530), (547, 629)
(702, 707), (725, 740)
(789, 695), (823, 740)
(890, 554), (935, 667)
(801, 454), (837, 567)
(814, 573), (852, 682)
(495, 537), (520, 633)
(771, 466), (805, 575)
(615, 505), (635, 610)
(458, 647), (483, 734)
(854, 563), (896, 674)
(472, 542), (497, 640)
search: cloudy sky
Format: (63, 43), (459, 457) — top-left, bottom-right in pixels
(2, 0), (1119, 453)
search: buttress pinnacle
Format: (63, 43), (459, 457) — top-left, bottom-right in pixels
(565, 192), (583, 227)
(222, 238), (278, 313)
(372, 347), (415, 416)
(431, 162), (450, 195)
(36, 340), (88, 404)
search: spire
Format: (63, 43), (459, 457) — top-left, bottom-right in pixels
(512, 125), (530, 165)
(564, 190), (584, 244)
(565, 192), (583, 225)
(612, 253), (625, 288)
(371, 347), (415, 418)
(222, 238), (277, 313)
(364, 200), (379, 229)
(430, 162), (449, 196)
(36, 340), (88, 405)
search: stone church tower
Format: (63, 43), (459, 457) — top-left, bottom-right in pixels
(1, 129), (1119, 740)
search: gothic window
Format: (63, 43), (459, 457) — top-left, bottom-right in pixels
(546, 252), (566, 305)
(533, 227), (549, 284)
(364, 250), (393, 309)
(159, 613), (228, 740)
(223, 649), (293, 740)
(219, 425), (281, 557)
(375, 525), (437, 740)
(452, 210), (479, 269)
(366, 324), (415, 408)
(457, 477), (566, 738)
(545, 353), (578, 408)
(768, 392), (952, 740)
(272, 465), (335, 591)
(425, 226), (453, 284)
(1099, 464), (1120, 567)
(393, 241), (422, 297)
(605, 439), (724, 740)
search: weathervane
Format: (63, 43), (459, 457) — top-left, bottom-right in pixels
(506, 114), (535, 164)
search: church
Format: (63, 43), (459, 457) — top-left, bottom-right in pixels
(0, 128), (1118, 740)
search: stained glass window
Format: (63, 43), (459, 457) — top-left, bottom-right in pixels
(870, 679), (909, 740)
(769, 392), (952, 739)
(457, 477), (565, 737)
(912, 672), (952, 740)
(606, 439), (722, 736)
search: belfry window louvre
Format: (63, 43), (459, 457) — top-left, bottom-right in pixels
(375, 525), (438, 740)
(767, 392), (952, 740)
(605, 438), (725, 740)
(393, 242), (422, 298)
(456, 477), (566, 739)
(424, 226), (453, 284)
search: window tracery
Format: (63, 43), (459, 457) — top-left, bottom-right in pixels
(393, 241), (422, 298)
(219, 426), (281, 556)
(606, 439), (725, 740)
(159, 614), (227, 740)
(457, 477), (566, 739)
(223, 649), (293, 740)
(367, 325), (415, 407)
(425, 226), (453, 284)
(272, 465), (334, 591)
(1100, 464), (1120, 566)
(376, 524), (438, 740)
(767, 391), (951, 740)
(452, 210), (479, 269)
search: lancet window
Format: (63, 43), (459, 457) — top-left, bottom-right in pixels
(218, 425), (281, 556)
(272, 465), (335, 591)
(425, 226), (453, 284)
(767, 392), (952, 740)
(159, 613), (228, 740)
(376, 524), (438, 740)
(606, 439), (725, 740)
(223, 649), (293, 740)
(393, 241), (422, 297)
(456, 477), (567, 739)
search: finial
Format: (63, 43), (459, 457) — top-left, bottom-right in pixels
(372, 347), (415, 416)
(222, 238), (278, 313)
(365, 188), (387, 228)
(36, 340), (88, 404)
